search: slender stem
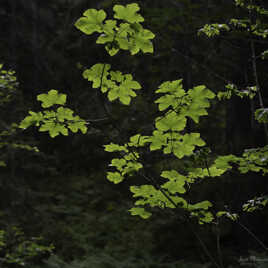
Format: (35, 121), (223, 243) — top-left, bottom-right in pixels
(238, 220), (268, 251)
(216, 221), (224, 268)
(190, 223), (222, 268)
(250, 40), (268, 140)
(248, 3), (268, 142)
(224, 206), (268, 251)
(96, 64), (222, 268)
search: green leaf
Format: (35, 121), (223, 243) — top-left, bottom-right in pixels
(75, 9), (106, 35)
(255, 108), (268, 123)
(193, 211), (214, 224)
(109, 158), (127, 172)
(43, 110), (56, 119)
(107, 73), (141, 105)
(96, 20), (117, 44)
(129, 207), (152, 219)
(261, 50), (268, 59)
(216, 211), (238, 221)
(19, 111), (43, 129)
(198, 23), (230, 37)
(113, 3), (144, 23)
(114, 23), (132, 49)
(155, 111), (186, 132)
(148, 130), (168, 151)
(184, 85), (215, 123)
(214, 155), (238, 170)
(104, 143), (128, 152)
(164, 133), (205, 159)
(130, 185), (162, 207)
(189, 200), (213, 211)
(114, 22), (154, 55)
(161, 170), (187, 194)
(83, 64), (111, 89)
(39, 122), (68, 138)
(122, 161), (143, 175)
(67, 116), (87, 134)
(107, 172), (124, 184)
(37, 90), (67, 108)
(96, 20), (118, 55)
(128, 134), (149, 147)
(56, 107), (74, 122)
(155, 80), (185, 111)
(130, 27), (155, 54)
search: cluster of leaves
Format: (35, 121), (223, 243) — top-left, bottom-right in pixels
(83, 63), (141, 105)
(20, 90), (87, 138)
(0, 227), (54, 266)
(198, 24), (230, 37)
(214, 146), (268, 175)
(196, 1), (268, 220)
(20, 2), (268, 227)
(75, 3), (155, 56)
(104, 80), (218, 223)
(0, 65), (39, 168)
(0, 64), (18, 106)
(75, 3), (153, 106)
(217, 84), (257, 100)
(255, 108), (268, 123)
(199, 0), (268, 38)
(242, 195), (268, 212)
(234, 0), (268, 16)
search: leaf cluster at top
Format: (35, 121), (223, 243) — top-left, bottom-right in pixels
(20, 90), (87, 138)
(75, 3), (155, 56)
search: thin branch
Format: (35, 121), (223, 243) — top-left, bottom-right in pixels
(248, 2), (268, 142)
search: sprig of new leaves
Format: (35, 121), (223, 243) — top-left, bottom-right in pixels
(75, 3), (155, 56)
(20, 2), (268, 226)
(104, 79), (217, 222)
(83, 63), (141, 105)
(20, 90), (87, 138)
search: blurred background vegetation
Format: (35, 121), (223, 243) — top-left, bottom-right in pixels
(1, 0), (268, 267)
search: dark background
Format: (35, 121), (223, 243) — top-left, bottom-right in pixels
(0, 0), (268, 267)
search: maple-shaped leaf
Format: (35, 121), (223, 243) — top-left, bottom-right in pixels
(130, 27), (155, 54)
(104, 143), (128, 152)
(113, 3), (144, 23)
(37, 90), (66, 108)
(128, 134), (149, 147)
(155, 111), (186, 132)
(107, 73), (141, 105)
(183, 85), (215, 123)
(188, 200), (213, 211)
(148, 131), (168, 151)
(155, 80), (185, 111)
(96, 20), (117, 44)
(109, 158), (127, 172)
(67, 115), (87, 134)
(83, 63), (111, 89)
(129, 207), (152, 219)
(19, 111), (44, 129)
(39, 121), (68, 138)
(161, 170), (187, 194)
(96, 20), (119, 55)
(107, 171), (124, 184)
(164, 133), (205, 159)
(56, 107), (74, 122)
(75, 9), (106, 35)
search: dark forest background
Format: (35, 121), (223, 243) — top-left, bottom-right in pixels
(1, 0), (268, 267)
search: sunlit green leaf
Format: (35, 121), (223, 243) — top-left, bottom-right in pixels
(75, 9), (106, 35)
(113, 3), (144, 23)
(37, 90), (66, 108)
